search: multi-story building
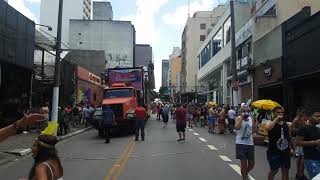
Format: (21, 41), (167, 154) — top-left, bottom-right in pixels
(135, 44), (153, 68)
(181, 5), (227, 93)
(0, 1), (35, 124)
(197, 2), (251, 104)
(162, 59), (169, 87)
(248, 0), (320, 119)
(69, 20), (136, 69)
(92, 1), (113, 21)
(170, 55), (181, 90)
(168, 47), (181, 86)
(40, 0), (91, 49)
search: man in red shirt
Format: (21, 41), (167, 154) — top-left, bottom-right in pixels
(175, 104), (187, 141)
(134, 106), (147, 141)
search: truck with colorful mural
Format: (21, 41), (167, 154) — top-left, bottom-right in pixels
(97, 67), (148, 136)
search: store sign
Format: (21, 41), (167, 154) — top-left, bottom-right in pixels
(264, 67), (272, 79)
(89, 73), (101, 85)
(235, 19), (253, 47)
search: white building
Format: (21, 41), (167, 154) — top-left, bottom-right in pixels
(92, 1), (113, 20)
(197, 2), (251, 104)
(181, 6), (228, 93)
(40, 0), (91, 49)
(69, 20), (135, 69)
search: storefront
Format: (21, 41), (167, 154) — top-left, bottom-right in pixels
(283, 8), (320, 119)
(76, 66), (103, 106)
(254, 58), (283, 104)
(0, 1), (35, 127)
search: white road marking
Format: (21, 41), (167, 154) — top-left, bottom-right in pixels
(229, 164), (255, 180)
(207, 145), (217, 150)
(219, 155), (232, 162)
(193, 132), (199, 136)
(188, 129), (194, 132)
(199, 137), (207, 142)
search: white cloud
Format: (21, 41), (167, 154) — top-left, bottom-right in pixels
(8, 0), (38, 22)
(162, 0), (217, 26)
(120, 0), (169, 45)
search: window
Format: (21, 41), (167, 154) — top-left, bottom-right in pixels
(200, 23), (206, 30)
(211, 23), (215, 27)
(223, 17), (231, 45)
(200, 41), (211, 68)
(212, 28), (223, 57)
(237, 48), (242, 60)
(200, 35), (206, 41)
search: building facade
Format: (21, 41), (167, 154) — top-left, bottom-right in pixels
(162, 59), (169, 87)
(0, 1), (35, 126)
(197, 2), (251, 104)
(69, 20), (135, 69)
(40, 0), (91, 49)
(92, 1), (113, 21)
(250, 0), (320, 118)
(181, 6), (228, 93)
(135, 44), (153, 68)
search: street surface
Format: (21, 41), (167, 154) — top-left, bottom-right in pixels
(0, 115), (297, 180)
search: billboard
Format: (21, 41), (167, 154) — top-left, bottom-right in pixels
(108, 68), (143, 90)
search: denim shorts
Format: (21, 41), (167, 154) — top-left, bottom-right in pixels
(236, 144), (255, 160)
(267, 151), (291, 170)
(208, 116), (216, 125)
(304, 159), (320, 179)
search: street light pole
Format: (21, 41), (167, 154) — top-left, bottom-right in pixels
(230, 0), (239, 106)
(51, 0), (63, 123)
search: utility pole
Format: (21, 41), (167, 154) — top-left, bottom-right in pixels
(51, 0), (63, 123)
(230, 0), (239, 106)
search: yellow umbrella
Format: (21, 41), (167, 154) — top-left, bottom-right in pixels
(208, 102), (217, 107)
(252, 99), (283, 110)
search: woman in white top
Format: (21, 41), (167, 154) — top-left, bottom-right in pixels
(28, 135), (63, 180)
(235, 105), (256, 180)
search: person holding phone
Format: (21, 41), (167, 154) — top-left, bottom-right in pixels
(265, 106), (293, 180)
(235, 105), (256, 180)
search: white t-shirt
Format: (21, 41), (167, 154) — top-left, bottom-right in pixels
(228, 109), (236, 119)
(236, 117), (254, 145)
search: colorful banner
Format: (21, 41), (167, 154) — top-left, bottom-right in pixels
(108, 68), (143, 90)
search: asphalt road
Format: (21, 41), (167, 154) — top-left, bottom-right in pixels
(0, 115), (298, 180)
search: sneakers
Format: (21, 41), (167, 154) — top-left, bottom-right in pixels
(177, 139), (182, 142)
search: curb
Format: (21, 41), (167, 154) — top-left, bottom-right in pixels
(58, 127), (93, 141)
(1, 127), (93, 163)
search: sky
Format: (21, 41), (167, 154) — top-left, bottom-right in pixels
(7, 0), (222, 91)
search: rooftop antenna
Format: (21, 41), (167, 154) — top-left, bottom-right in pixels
(188, 0), (190, 17)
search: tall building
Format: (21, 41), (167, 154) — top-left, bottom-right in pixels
(162, 60), (169, 87)
(170, 55), (181, 88)
(93, 1), (113, 20)
(181, 5), (228, 93)
(40, 0), (91, 49)
(197, 2), (251, 104)
(135, 44), (153, 68)
(69, 20), (135, 69)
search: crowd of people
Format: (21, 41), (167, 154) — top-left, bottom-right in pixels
(153, 101), (320, 180)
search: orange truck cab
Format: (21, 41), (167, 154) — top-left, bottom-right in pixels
(102, 83), (138, 129)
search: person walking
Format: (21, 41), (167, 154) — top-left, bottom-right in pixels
(265, 107), (293, 180)
(295, 111), (320, 179)
(162, 104), (170, 128)
(208, 105), (216, 134)
(102, 105), (115, 143)
(28, 135), (63, 180)
(175, 104), (187, 142)
(291, 108), (307, 180)
(134, 106), (147, 141)
(83, 105), (91, 127)
(228, 106), (237, 134)
(234, 105), (256, 180)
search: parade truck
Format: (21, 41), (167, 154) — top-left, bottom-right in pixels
(97, 67), (148, 136)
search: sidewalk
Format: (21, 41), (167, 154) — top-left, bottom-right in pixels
(0, 124), (91, 166)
